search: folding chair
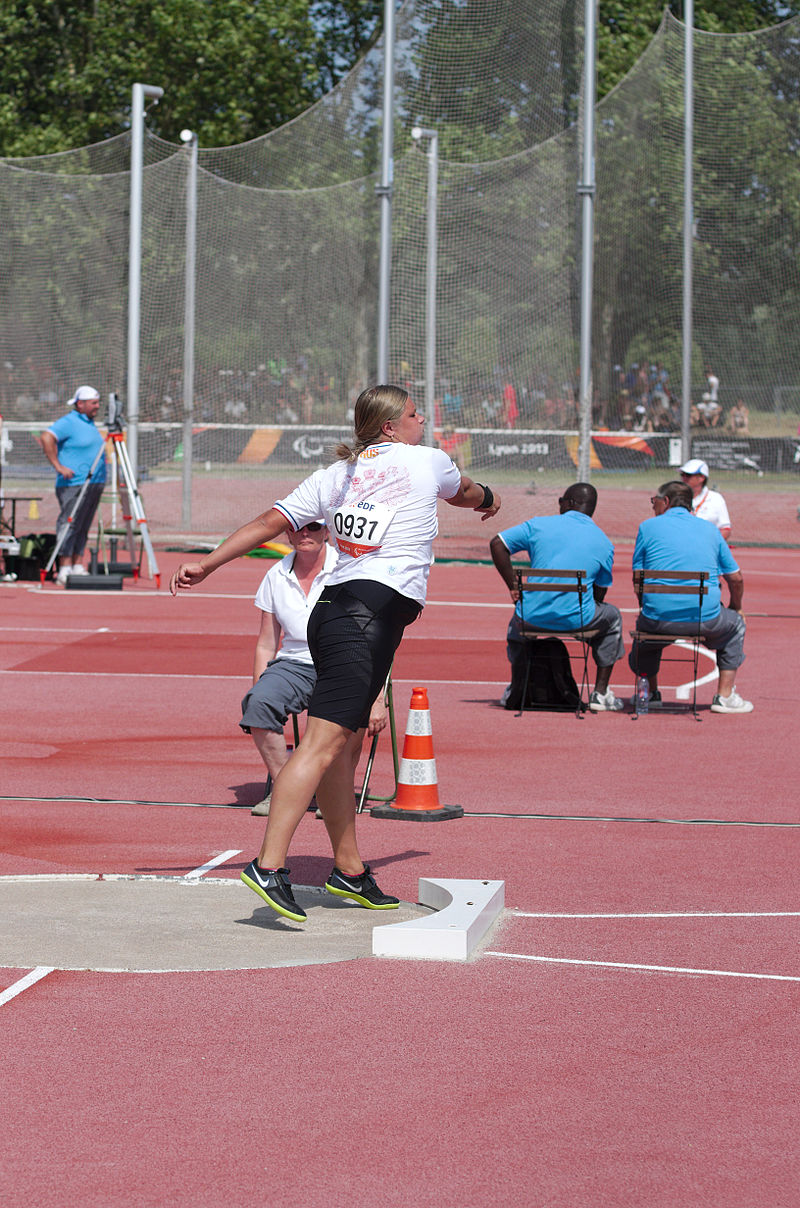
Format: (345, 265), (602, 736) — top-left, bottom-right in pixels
(630, 569), (709, 720)
(356, 672), (400, 813)
(514, 568), (601, 718)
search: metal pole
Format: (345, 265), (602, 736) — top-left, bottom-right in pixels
(412, 126), (438, 443)
(376, 0), (396, 382)
(180, 130), (197, 530)
(681, 0), (694, 463)
(127, 82), (163, 480)
(576, 0), (597, 482)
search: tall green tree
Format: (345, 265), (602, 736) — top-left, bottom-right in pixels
(0, 0), (381, 155)
(2, 1), (796, 158)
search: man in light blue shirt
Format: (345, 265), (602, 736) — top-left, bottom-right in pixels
(630, 480), (752, 713)
(40, 386), (107, 584)
(490, 482), (625, 711)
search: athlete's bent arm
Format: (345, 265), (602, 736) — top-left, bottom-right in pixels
(446, 475), (501, 520)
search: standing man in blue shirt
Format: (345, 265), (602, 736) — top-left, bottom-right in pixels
(40, 386), (107, 585)
(490, 482), (625, 711)
(629, 480), (752, 713)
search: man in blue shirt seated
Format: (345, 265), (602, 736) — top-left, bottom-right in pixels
(490, 482), (625, 712)
(629, 480), (752, 713)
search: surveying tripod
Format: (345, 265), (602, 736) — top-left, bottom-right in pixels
(44, 400), (160, 587)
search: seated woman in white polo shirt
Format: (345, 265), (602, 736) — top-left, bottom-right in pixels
(241, 521), (385, 816)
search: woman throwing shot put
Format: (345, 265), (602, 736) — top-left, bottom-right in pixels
(170, 385), (500, 922)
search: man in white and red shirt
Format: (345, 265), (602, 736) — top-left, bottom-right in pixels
(680, 458), (731, 541)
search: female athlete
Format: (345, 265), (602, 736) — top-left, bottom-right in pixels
(170, 384), (501, 922)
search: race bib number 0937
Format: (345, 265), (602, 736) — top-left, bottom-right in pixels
(331, 501), (394, 558)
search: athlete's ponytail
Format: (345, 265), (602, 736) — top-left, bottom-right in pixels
(335, 384), (409, 461)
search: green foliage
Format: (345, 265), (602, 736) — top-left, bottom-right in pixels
(0, 0), (382, 155)
(597, 1), (799, 98)
(1, 1), (797, 155)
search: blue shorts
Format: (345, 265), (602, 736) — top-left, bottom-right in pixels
(306, 580), (421, 732)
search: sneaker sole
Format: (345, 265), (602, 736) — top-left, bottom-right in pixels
(324, 882), (399, 910)
(240, 870), (307, 922)
(710, 704), (753, 714)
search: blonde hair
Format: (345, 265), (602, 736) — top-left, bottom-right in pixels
(335, 384), (409, 461)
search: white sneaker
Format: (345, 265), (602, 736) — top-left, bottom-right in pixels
(0, 572), (18, 582)
(56, 566), (72, 585)
(710, 689), (754, 714)
(589, 689), (624, 712)
(70, 564), (88, 575)
(251, 793), (271, 817)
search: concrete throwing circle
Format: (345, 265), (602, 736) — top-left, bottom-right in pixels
(2, 876), (433, 971)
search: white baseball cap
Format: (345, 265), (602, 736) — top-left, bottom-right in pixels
(680, 458), (709, 477)
(67, 385), (100, 406)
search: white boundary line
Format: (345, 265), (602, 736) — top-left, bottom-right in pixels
(185, 851), (242, 879)
(484, 951), (800, 982)
(0, 669), (508, 685)
(674, 642), (719, 700)
(0, 966), (55, 1005)
(514, 910), (800, 918)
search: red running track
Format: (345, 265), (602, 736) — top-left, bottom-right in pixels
(1, 548), (799, 1205)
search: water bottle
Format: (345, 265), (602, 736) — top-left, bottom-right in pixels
(636, 676), (650, 715)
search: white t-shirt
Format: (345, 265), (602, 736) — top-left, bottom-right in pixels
(254, 543), (338, 664)
(692, 486), (731, 534)
(274, 442), (462, 605)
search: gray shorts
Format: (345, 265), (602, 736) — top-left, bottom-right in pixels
(507, 600), (624, 669)
(628, 606), (746, 675)
(55, 482), (105, 558)
(239, 658), (317, 734)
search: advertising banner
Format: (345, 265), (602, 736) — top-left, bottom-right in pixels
(3, 423), (799, 476)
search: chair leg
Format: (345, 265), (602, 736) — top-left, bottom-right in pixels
(357, 677), (399, 810)
(356, 732), (380, 813)
(577, 641), (590, 718)
(515, 643), (532, 717)
(691, 642), (702, 721)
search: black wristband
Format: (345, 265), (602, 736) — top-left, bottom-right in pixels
(475, 482), (494, 510)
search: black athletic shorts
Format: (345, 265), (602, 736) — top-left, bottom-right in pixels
(306, 579), (421, 732)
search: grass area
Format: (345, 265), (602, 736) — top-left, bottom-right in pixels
(718, 410), (799, 438)
(455, 468), (799, 493)
(8, 466), (797, 496)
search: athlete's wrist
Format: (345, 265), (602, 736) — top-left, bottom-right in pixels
(474, 482), (494, 510)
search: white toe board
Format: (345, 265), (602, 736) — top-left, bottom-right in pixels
(372, 877), (505, 961)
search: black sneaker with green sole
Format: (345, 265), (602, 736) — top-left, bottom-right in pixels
(324, 863), (399, 909)
(241, 861), (307, 922)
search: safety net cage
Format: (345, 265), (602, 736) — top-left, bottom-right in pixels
(2, 1), (799, 556)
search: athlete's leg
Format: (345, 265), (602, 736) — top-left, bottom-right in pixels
(256, 715), (350, 868)
(314, 728), (368, 876)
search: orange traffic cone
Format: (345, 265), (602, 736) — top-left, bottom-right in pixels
(371, 686), (463, 821)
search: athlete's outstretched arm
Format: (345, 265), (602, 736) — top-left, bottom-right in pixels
(170, 507), (288, 594)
